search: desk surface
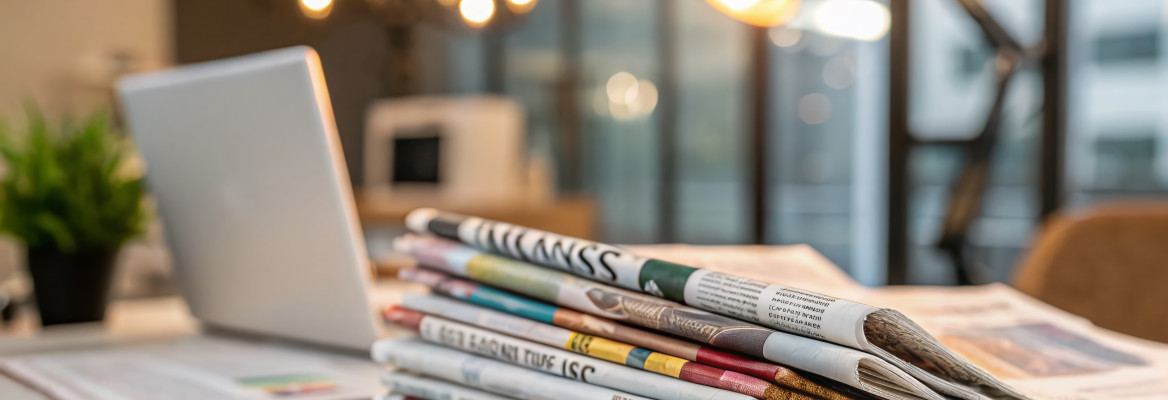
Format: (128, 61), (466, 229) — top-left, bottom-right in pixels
(0, 376), (44, 400)
(0, 296), (199, 356)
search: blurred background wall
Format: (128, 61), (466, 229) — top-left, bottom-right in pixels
(0, 0), (172, 116)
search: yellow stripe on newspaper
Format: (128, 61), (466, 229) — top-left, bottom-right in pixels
(566, 333), (685, 378)
(566, 333), (631, 364)
(643, 352), (687, 378)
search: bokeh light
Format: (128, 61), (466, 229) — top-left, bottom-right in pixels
(506, 0), (538, 14)
(299, 0), (333, 19)
(812, 0), (890, 41)
(822, 56), (854, 89)
(460, 0), (496, 28)
(768, 27), (803, 47)
(603, 72), (658, 120)
(798, 93), (831, 125)
(606, 72), (638, 105)
(705, 0), (801, 27)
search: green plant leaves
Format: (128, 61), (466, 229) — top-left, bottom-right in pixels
(0, 103), (148, 254)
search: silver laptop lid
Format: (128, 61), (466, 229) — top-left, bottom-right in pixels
(117, 46), (379, 349)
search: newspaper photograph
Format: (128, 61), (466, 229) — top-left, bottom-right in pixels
(404, 209), (1025, 400)
(371, 338), (651, 400)
(396, 293), (820, 400)
(380, 372), (515, 400)
(395, 235), (951, 400)
(382, 307), (759, 400)
(398, 268), (857, 400)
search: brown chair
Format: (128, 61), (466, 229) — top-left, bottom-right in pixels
(1014, 202), (1168, 343)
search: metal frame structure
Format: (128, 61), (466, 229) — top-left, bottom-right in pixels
(885, 0), (1068, 284)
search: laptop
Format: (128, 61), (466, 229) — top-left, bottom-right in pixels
(117, 46), (392, 350)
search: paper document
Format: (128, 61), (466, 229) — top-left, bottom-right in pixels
(380, 372), (515, 400)
(0, 336), (381, 400)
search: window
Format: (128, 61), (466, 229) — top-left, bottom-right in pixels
(1094, 136), (1158, 190)
(1093, 30), (1159, 65)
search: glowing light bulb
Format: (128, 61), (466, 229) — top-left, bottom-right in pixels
(506, 0), (538, 14)
(460, 0), (495, 27)
(705, 0), (800, 27)
(300, 0), (333, 19)
(812, 0), (890, 41)
(721, 0), (760, 11)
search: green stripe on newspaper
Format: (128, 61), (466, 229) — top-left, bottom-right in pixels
(638, 259), (698, 303)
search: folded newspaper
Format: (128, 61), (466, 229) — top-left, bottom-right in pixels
(372, 338), (652, 400)
(391, 293), (814, 400)
(383, 306), (758, 400)
(396, 268), (863, 400)
(396, 234), (949, 400)
(402, 208), (1168, 400)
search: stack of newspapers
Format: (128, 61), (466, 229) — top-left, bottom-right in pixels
(371, 208), (1033, 400)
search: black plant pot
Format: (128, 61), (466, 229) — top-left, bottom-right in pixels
(27, 246), (118, 326)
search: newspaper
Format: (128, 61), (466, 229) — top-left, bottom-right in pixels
(394, 292), (817, 400)
(382, 307), (758, 400)
(635, 245), (1168, 400)
(398, 268), (861, 400)
(395, 235), (952, 400)
(405, 209), (1025, 400)
(371, 339), (651, 400)
(380, 372), (515, 400)
(861, 285), (1168, 400)
(626, 244), (864, 297)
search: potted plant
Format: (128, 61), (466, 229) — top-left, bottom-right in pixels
(0, 105), (148, 326)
